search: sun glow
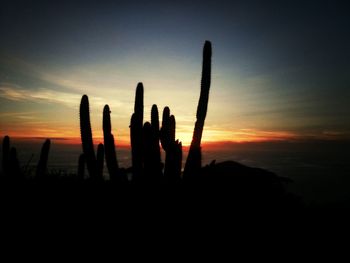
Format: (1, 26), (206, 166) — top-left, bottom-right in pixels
(0, 126), (300, 146)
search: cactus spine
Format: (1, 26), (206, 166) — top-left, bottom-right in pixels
(184, 41), (212, 177)
(80, 95), (98, 178)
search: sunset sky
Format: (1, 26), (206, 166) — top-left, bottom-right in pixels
(1, 0), (349, 145)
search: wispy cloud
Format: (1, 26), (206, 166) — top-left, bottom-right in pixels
(0, 111), (37, 118)
(0, 55), (129, 106)
(0, 82), (127, 111)
(0, 83), (81, 107)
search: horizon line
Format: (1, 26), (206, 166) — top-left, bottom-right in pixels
(2, 135), (349, 146)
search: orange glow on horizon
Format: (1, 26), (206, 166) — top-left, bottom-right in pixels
(1, 127), (301, 147)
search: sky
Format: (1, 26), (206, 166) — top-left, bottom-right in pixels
(0, 0), (349, 145)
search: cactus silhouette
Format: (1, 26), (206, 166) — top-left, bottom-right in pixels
(36, 139), (51, 178)
(2, 135), (10, 176)
(184, 40), (212, 177)
(130, 83), (144, 181)
(160, 108), (182, 182)
(103, 104), (120, 181)
(80, 94), (98, 178)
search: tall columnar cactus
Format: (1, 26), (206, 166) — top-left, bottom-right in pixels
(36, 139), (51, 178)
(80, 95), (98, 178)
(2, 136), (10, 176)
(160, 107), (182, 182)
(103, 104), (120, 181)
(184, 41), (212, 177)
(130, 83), (144, 181)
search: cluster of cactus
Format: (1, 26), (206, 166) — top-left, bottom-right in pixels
(78, 83), (184, 183)
(1, 135), (51, 180)
(1, 40), (211, 183)
(129, 83), (182, 183)
(78, 40), (211, 182)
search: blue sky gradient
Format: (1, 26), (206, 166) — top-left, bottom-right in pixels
(1, 0), (349, 144)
